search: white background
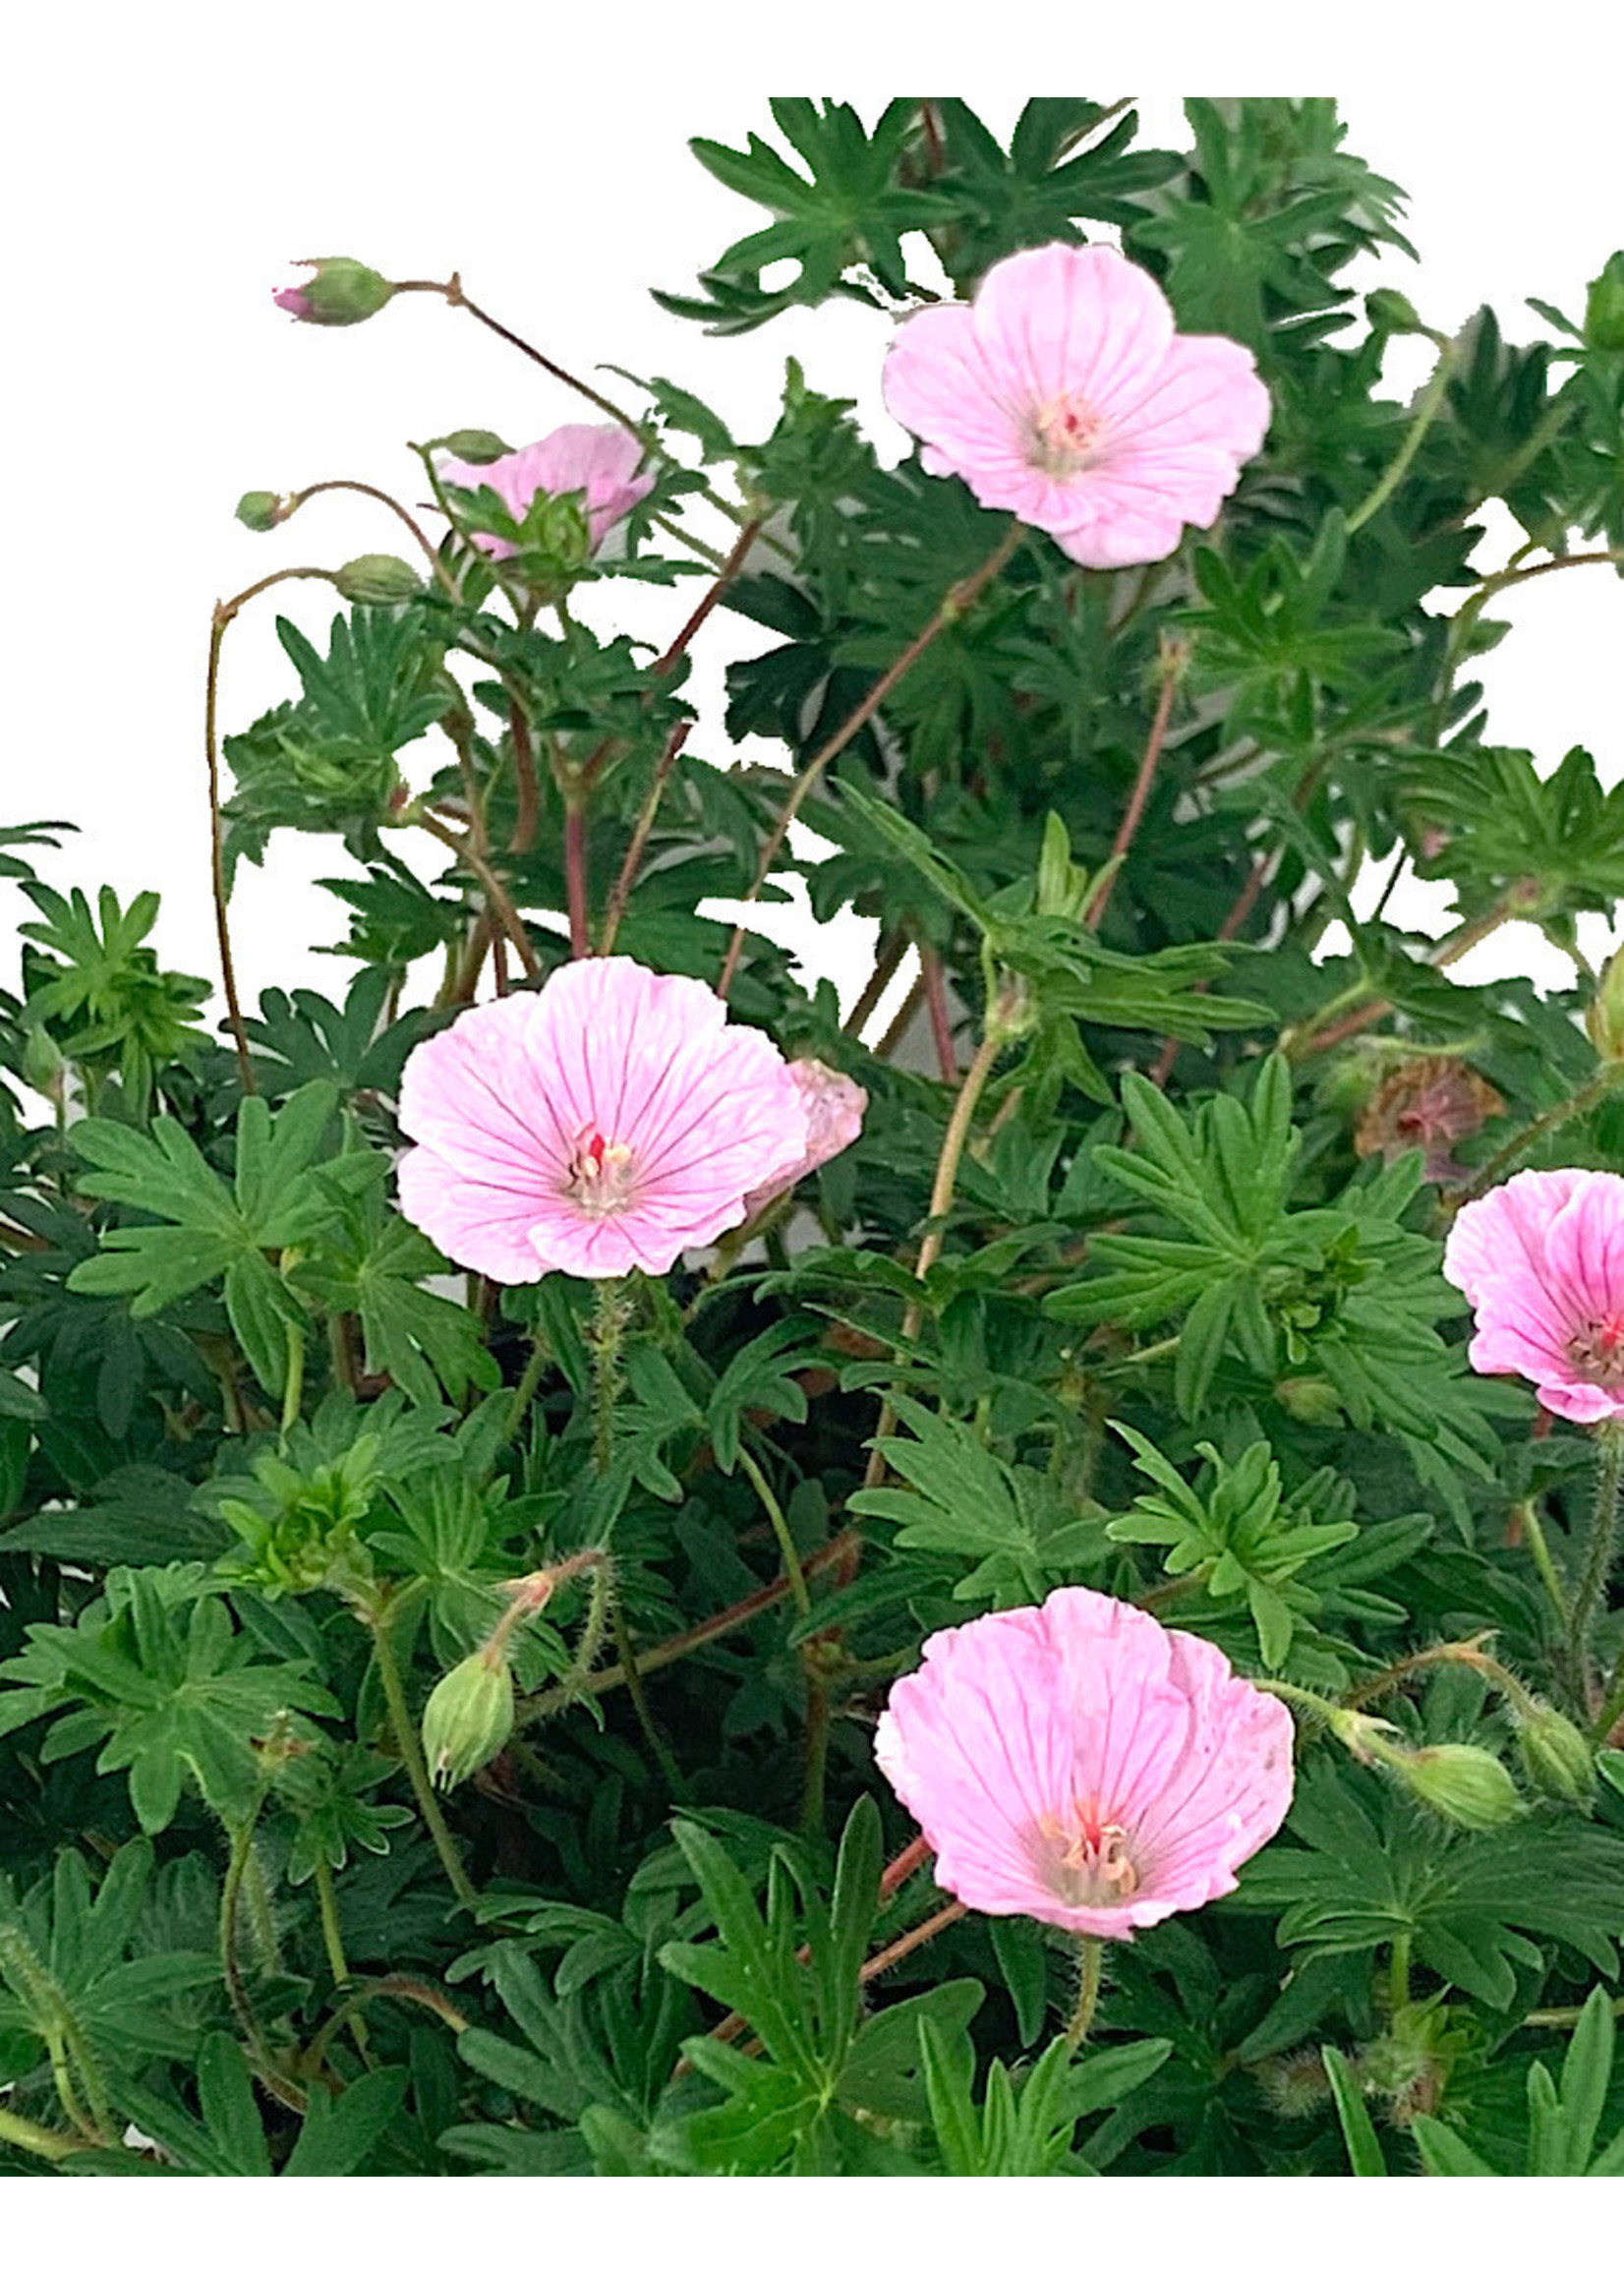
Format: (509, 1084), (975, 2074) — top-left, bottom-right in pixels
(2, 0), (1619, 2235)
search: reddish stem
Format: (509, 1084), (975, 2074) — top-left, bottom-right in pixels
(564, 804), (589, 958)
(1084, 650), (1182, 930)
(920, 947), (958, 1082)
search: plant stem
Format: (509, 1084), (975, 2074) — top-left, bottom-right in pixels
(1389, 1932), (1413, 2011)
(737, 1445), (810, 1618)
(280, 1322), (305, 1443)
(652, 516), (764, 675)
(599, 721), (692, 955)
(1084, 638), (1185, 929)
(313, 1856), (371, 2060)
(717, 521), (1023, 999)
(518, 1530), (860, 1722)
(411, 809), (540, 978)
(1514, 1496), (1571, 1627)
(563, 799), (590, 958)
(0, 2106), (83, 2163)
(289, 479), (461, 599)
(858, 1898), (967, 1986)
(919, 946), (958, 1081)
(1346, 336), (1460, 536)
(507, 698), (540, 855)
(610, 1598), (683, 1794)
(431, 273), (645, 437)
(1064, 1936), (1104, 2051)
(502, 1334), (551, 1445)
(370, 1608), (479, 1909)
(865, 1019), (1009, 1487)
(304, 1974), (468, 2074)
(1569, 1421), (1624, 1693)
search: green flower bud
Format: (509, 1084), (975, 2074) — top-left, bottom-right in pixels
(1274, 1374), (1344, 1426)
(1584, 253), (1624, 353)
(1396, 1743), (1522, 1832)
(422, 1650), (515, 1790)
(335, 553), (423, 606)
(21, 1021), (67, 1105)
(1514, 1707), (1596, 1806)
(1365, 289), (1427, 338)
(1587, 944), (1624, 1064)
(273, 258), (395, 328)
(439, 429), (513, 465)
(236, 491), (288, 533)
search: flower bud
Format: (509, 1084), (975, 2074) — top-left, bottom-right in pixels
(21, 1021), (67, 1105)
(421, 1650), (515, 1789)
(1365, 289), (1427, 338)
(1587, 944), (1624, 1064)
(1584, 253), (1624, 353)
(335, 553), (423, 606)
(438, 429), (513, 465)
(236, 491), (289, 533)
(1393, 1743), (1522, 1832)
(1514, 1707), (1596, 1806)
(1274, 1373), (1343, 1426)
(273, 258), (395, 328)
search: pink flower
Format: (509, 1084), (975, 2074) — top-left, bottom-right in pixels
(882, 244), (1270, 570)
(1442, 1168), (1624, 1424)
(742, 1059), (867, 1214)
(272, 287), (312, 320)
(438, 425), (655, 559)
(874, 1588), (1294, 1939)
(394, 958), (827, 1281)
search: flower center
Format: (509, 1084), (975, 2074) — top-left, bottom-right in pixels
(1029, 392), (1108, 475)
(1035, 1799), (1141, 1907)
(565, 1127), (636, 1217)
(1569, 1313), (1624, 1382)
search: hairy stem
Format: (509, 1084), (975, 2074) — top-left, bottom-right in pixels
(1064, 1936), (1104, 2051)
(371, 1608), (479, 1909)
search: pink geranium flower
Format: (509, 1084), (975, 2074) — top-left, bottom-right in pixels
(882, 243), (1270, 569)
(1443, 1168), (1624, 1423)
(394, 958), (831, 1280)
(743, 1059), (867, 1214)
(875, 1588), (1294, 1939)
(438, 425), (654, 558)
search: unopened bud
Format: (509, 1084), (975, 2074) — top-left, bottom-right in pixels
(1514, 1706), (1596, 1806)
(21, 1022), (67, 1105)
(421, 1650), (515, 1789)
(273, 258), (395, 328)
(1365, 289), (1427, 338)
(1587, 945), (1624, 1064)
(335, 553), (423, 606)
(439, 429), (513, 465)
(1392, 1743), (1522, 1832)
(236, 491), (289, 533)
(1584, 253), (1624, 353)
(1274, 1374), (1343, 1426)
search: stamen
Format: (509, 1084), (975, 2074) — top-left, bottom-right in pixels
(1036, 1800), (1140, 1905)
(1029, 393), (1108, 476)
(1569, 1314), (1624, 1383)
(566, 1127), (636, 1217)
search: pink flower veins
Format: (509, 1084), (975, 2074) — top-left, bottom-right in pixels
(875, 1587), (1294, 1939)
(882, 243), (1270, 569)
(394, 959), (855, 1281)
(1443, 1167), (1624, 1424)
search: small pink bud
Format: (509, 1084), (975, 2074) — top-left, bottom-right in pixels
(272, 258), (395, 328)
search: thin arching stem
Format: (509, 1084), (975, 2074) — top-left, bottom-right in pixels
(717, 522), (1023, 1000)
